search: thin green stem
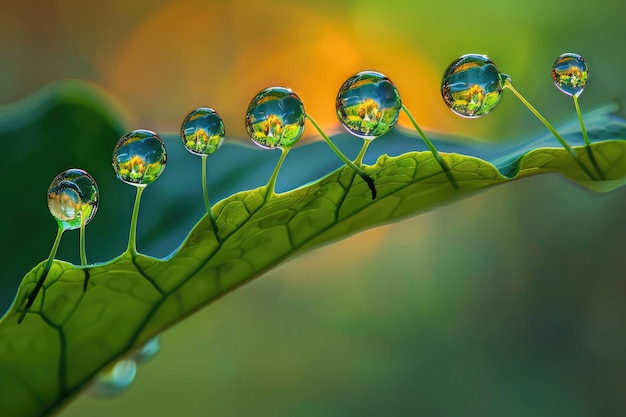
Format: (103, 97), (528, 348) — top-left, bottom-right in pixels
(266, 147), (290, 198)
(201, 156), (220, 233)
(306, 114), (377, 199)
(354, 140), (371, 166)
(79, 207), (88, 266)
(573, 95), (590, 147)
(401, 104), (458, 190)
(503, 83), (597, 181)
(573, 95), (605, 180)
(19, 223), (64, 322)
(127, 186), (144, 256)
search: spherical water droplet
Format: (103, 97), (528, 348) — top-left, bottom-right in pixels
(47, 169), (98, 231)
(336, 71), (401, 140)
(89, 359), (137, 398)
(245, 87), (305, 149)
(441, 54), (506, 118)
(133, 337), (161, 364)
(551, 53), (589, 97)
(113, 129), (167, 186)
(181, 107), (225, 156)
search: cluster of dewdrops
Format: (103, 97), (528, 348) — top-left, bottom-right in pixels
(39, 52), (591, 396)
(46, 52), (589, 244)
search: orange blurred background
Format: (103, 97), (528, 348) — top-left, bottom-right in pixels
(1, 0), (465, 140)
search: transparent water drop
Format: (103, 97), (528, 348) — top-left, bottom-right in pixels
(245, 87), (305, 149)
(133, 337), (161, 364)
(441, 54), (506, 118)
(89, 359), (137, 398)
(113, 129), (167, 186)
(336, 71), (402, 140)
(181, 107), (225, 156)
(47, 168), (99, 231)
(551, 53), (589, 97)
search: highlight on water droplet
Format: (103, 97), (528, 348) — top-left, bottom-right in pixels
(47, 168), (99, 231)
(88, 359), (137, 398)
(441, 54), (506, 118)
(133, 337), (161, 364)
(551, 53), (589, 97)
(336, 71), (402, 139)
(245, 87), (306, 149)
(181, 107), (225, 156)
(113, 129), (167, 186)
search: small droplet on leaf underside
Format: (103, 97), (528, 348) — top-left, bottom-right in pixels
(336, 70), (402, 140)
(88, 359), (137, 398)
(552, 53), (589, 97)
(133, 337), (161, 364)
(181, 107), (225, 156)
(245, 87), (306, 149)
(47, 169), (99, 231)
(441, 54), (507, 118)
(113, 129), (167, 186)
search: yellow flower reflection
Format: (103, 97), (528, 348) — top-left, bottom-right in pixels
(356, 98), (380, 122)
(261, 114), (283, 138)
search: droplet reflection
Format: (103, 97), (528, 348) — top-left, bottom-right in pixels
(89, 359), (137, 398)
(47, 169), (98, 231)
(245, 87), (305, 149)
(441, 54), (506, 118)
(181, 107), (225, 156)
(133, 337), (161, 364)
(552, 53), (589, 97)
(113, 129), (167, 186)
(336, 71), (401, 139)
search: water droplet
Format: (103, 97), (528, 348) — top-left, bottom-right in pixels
(89, 359), (137, 398)
(552, 53), (589, 97)
(113, 129), (167, 186)
(245, 87), (305, 149)
(181, 107), (225, 156)
(47, 169), (98, 231)
(441, 54), (506, 118)
(133, 337), (161, 364)
(336, 71), (401, 140)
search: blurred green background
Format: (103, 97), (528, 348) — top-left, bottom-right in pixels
(2, 0), (626, 416)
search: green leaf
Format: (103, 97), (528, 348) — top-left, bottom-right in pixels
(1, 81), (625, 417)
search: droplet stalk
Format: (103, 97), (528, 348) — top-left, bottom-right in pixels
(127, 187), (144, 256)
(47, 222), (64, 264)
(401, 105), (458, 190)
(573, 95), (605, 180)
(354, 140), (371, 166)
(502, 81), (597, 181)
(266, 147), (290, 197)
(201, 156), (219, 233)
(113, 130), (166, 255)
(181, 107), (225, 232)
(19, 222), (64, 321)
(79, 206), (88, 266)
(306, 114), (376, 199)
(572, 95), (590, 148)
